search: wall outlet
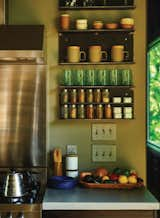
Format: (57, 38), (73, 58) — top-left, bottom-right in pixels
(66, 145), (77, 154)
(91, 124), (116, 141)
(92, 144), (116, 162)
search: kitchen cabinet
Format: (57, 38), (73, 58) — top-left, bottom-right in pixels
(42, 187), (159, 218)
(43, 210), (156, 218)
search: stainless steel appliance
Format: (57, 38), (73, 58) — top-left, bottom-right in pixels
(0, 50), (46, 168)
(0, 50), (46, 218)
(0, 1), (47, 218)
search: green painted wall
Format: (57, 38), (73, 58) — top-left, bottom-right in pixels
(9, 0), (147, 181)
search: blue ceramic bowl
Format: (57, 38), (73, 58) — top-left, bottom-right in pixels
(48, 176), (78, 189)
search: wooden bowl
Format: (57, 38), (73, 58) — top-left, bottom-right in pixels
(121, 24), (134, 29)
(105, 23), (119, 29)
(93, 21), (103, 29)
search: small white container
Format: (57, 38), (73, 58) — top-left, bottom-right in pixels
(66, 170), (79, 178)
(113, 97), (122, 103)
(113, 107), (122, 113)
(124, 113), (133, 119)
(66, 154), (78, 170)
(124, 107), (132, 114)
(113, 113), (122, 119)
(76, 19), (88, 30)
(123, 97), (132, 103)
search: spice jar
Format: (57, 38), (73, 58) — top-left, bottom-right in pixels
(61, 89), (68, 103)
(86, 104), (94, 119)
(61, 104), (69, 119)
(102, 89), (110, 103)
(78, 89), (85, 103)
(94, 89), (101, 103)
(96, 104), (103, 119)
(70, 104), (77, 119)
(70, 89), (77, 104)
(86, 89), (93, 103)
(60, 14), (70, 30)
(78, 104), (85, 119)
(104, 104), (112, 119)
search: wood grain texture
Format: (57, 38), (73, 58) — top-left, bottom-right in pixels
(43, 210), (155, 218)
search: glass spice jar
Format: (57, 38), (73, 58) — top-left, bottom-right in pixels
(105, 104), (112, 119)
(94, 89), (101, 103)
(61, 104), (69, 119)
(61, 89), (68, 103)
(96, 104), (103, 119)
(78, 104), (85, 119)
(86, 89), (93, 103)
(78, 89), (85, 103)
(70, 104), (77, 119)
(102, 89), (110, 103)
(70, 89), (77, 104)
(86, 104), (94, 119)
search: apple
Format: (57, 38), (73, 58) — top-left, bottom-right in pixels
(93, 167), (108, 177)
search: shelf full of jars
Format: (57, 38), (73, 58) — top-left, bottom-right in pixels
(59, 68), (134, 120)
(59, 0), (135, 10)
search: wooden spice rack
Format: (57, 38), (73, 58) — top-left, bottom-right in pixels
(59, 86), (134, 120)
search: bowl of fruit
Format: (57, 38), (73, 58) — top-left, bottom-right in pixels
(79, 167), (144, 189)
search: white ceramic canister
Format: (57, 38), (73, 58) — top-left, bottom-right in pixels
(76, 19), (88, 30)
(66, 170), (79, 178)
(66, 154), (78, 170)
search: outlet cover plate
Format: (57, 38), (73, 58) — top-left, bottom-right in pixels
(92, 144), (116, 162)
(66, 145), (77, 155)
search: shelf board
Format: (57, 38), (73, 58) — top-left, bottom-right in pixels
(59, 61), (135, 65)
(59, 28), (135, 33)
(60, 102), (133, 105)
(58, 118), (134, 120)
(59, 5), (136, 10)
(59, 85), (134, 88)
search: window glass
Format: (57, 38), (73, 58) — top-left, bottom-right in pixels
(148, 38), (160, 147)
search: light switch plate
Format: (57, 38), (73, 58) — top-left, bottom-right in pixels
(92, 144), (116, 162)
(91, 123), (117, 141)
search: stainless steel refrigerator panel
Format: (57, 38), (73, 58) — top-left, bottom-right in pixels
(0, 64), (46, 167)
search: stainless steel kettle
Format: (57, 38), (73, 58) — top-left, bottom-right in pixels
(3, 170), (26, 197)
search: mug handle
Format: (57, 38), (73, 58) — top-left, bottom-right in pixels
(101, 51), (108, 61)
(124, 51), (129, 61)
(80, 51), (86, 62)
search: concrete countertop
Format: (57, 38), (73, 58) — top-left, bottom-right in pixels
(43, 186), (159, 210)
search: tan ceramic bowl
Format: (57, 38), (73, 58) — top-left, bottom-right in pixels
(121, 23), (134, 29)
(105, 23), (119, 29)
(93, 21), (103, 29)
(120, 18), (134, 29)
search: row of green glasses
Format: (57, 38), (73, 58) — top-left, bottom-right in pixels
(60, 69), (132, 86)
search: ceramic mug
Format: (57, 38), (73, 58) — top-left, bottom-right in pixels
(76, 19), (88, 30)
(67, 46), (86, 63)
(89, 45), (107, 63)
(111, 45), (129, 62)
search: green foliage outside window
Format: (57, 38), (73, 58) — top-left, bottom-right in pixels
(148, 40), (160, 146)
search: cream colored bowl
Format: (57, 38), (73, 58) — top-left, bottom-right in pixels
(120, 18), (134, 25)
(120, 18), (134, 29)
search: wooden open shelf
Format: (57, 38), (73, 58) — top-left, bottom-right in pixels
(59, 61), (135, 65)
(59, 29), (135, 33)
(59, 5), (136, 10)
